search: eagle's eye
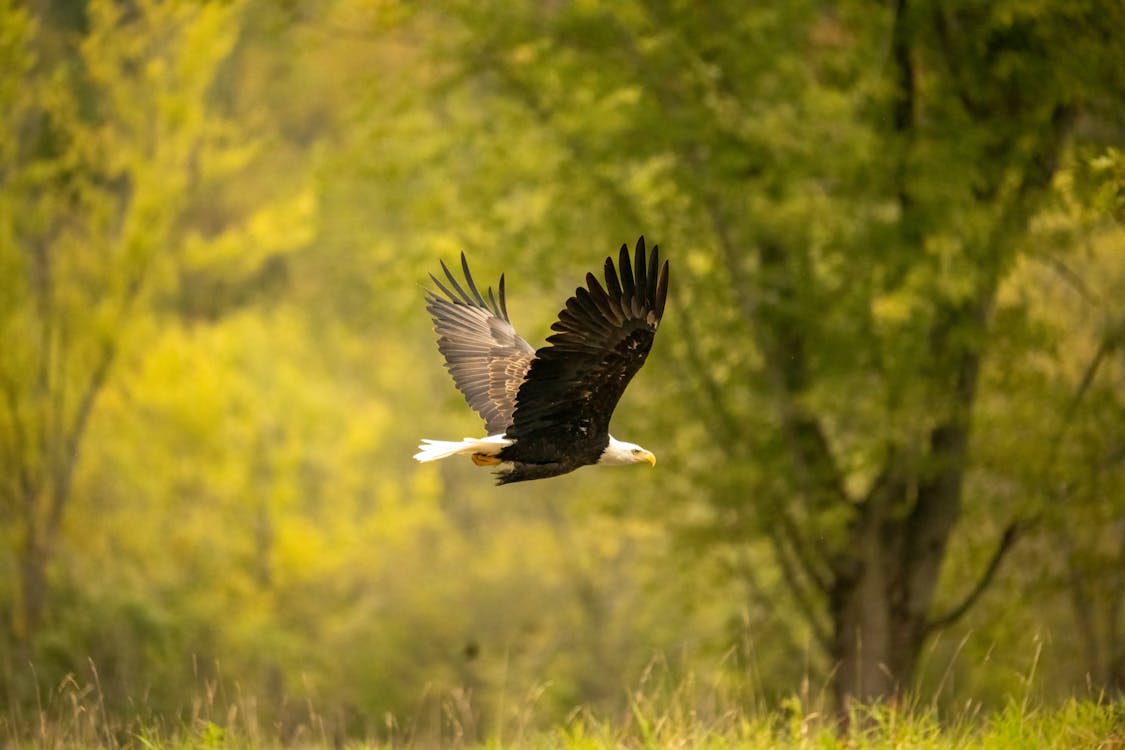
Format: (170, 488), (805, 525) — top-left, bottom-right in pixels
(631, 448), (641, 454)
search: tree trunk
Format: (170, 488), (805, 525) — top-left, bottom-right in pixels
(831, 522), (898, 705)
(830, 557), (936, 709)
(14, 527), (48, 655)
(828, 445), (968, 708)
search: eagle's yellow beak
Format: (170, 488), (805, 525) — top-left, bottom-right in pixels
(641, 450), (656, 467)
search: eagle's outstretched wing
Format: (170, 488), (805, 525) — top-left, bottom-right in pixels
(426, 254), (535, 436)
(505, 237), (669, 453)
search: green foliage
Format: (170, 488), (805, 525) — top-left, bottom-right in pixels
(1, 0), (1124, 743)
(416, 0), (1125, 707)
(1, 0), (255, 645)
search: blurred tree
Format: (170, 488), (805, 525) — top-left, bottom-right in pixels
(1, 0), (717, 735)
(435, 0), (1125, 710)
(0, 0), (255, 656)
(927, 191), (1125, 704)
(998, 178), (1125, 697)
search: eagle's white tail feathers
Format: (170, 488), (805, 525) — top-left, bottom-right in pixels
(413, 434), (512, 462)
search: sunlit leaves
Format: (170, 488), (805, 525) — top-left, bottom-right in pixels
(4, 0), (1124, 736)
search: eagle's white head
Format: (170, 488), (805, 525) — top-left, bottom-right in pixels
(598, 435), (656, 467)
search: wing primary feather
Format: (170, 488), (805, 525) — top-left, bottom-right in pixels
(438, 261), (468, 304)
(574, 286), (607, 326)
(647, 244), (660, 308)
(486, 287), (500, 318)
(584, 273), (619, 323)
(498, 274), (509, 321)
(441, 258), (478, 306)
(563, 298), (588, 327)
(604, 256), (624, 315)
(634, 236), (647, 306)
(429, 273), (459, 304)
(618, 243), (635, 303)
(655, 260), (669, 321)
(460, 252), (489, 308)
(554, 309), (577, 329)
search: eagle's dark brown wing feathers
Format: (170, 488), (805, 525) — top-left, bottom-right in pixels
(504, 237), (669, 456)
(582, 275), (619, 324)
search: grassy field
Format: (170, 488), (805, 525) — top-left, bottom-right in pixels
(4, 689), (1122, 749)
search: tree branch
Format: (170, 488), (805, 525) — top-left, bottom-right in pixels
(47, 340), (116, 538)
(777, 510), (832, 596)
(924, 518), (1030, 632)
(891, 0), (914, 134)
(890, 0), (917, 222)
(769, 531), (832, 653)
(1044, 330), (1116, 474)
(1035, 252), (1101, 306)
(0, 369), (35, 509)
(932, 6), (986, 119)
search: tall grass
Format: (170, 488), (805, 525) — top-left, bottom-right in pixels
(3, 660), (1122, 750)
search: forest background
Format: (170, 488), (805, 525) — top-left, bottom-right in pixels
(1, 0), (1123, 744)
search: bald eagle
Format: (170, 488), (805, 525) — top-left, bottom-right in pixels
(414, 237), (669, 484)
